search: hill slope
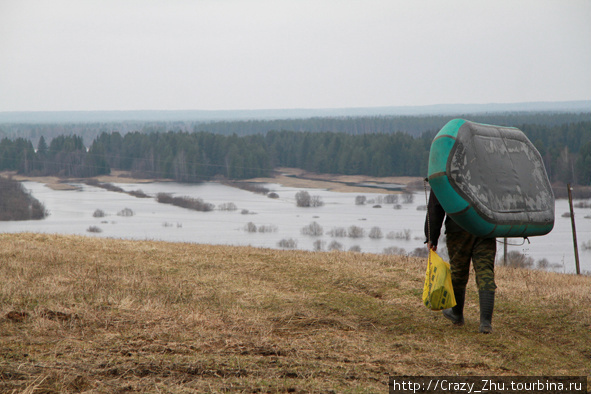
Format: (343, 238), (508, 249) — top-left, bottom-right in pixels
(1, 233), (589, 392)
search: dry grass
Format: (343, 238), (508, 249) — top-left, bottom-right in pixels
(247, 168), (422, 194)
(0, 171), (78, 191)
(5, 167), (419, 194)
(1, 233), (590, 393)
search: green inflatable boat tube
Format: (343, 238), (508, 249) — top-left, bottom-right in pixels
(428, 119), (555, 238)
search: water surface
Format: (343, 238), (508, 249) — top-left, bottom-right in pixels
(3, 181), (589, 274)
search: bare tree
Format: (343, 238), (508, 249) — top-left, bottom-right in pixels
(328, 240), (343, 251)
(504, 251), (534, 268)
(244, 222), (257, 233)
(310, 195), (324, 207)
(295, 191), (311, 207)
(402, 191), (415, 204)
(117, 208), (134, 217)
(384, 194), (399, 204)
(386, 229), (411, 241)
(410, 247), (429, 258)
(368, 227), (383, 239)
(348, 225), (365, 238)
(93, 209), (106, 218)
(328, 227), (347, 237)
(355, 195), (367, 205)
(278, 238), (298, 249)
(301, 221), (323, 236)
(383, 246), (406, 255)
(218, 202), (238, 211)
(313, 240), (325, 251)
(258, 225), (278, 233)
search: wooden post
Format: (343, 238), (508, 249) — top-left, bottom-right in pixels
(503, 238), (507, 266)
(567, 184), (581, 275)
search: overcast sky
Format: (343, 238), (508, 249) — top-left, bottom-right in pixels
(1, 0), (590, 112)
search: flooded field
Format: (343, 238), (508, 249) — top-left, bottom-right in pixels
(3, 180), (589, 274)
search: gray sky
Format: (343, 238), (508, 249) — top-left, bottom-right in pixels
(1, 0), (590, 112)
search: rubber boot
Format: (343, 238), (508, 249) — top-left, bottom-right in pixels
(478, 290), (495, 334)
(442, 288), (465, 326)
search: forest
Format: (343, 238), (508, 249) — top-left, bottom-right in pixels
(2, 112), (590, 145)
(0, 115), (590, 186)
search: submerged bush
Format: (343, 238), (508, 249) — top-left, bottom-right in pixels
(355, 196), (367, 205)
(129, 189), (150, 198)
(301, 221), (323, 236)
(384, 194), (399, 204)
(410, 247), (429, 258)
(348, 225), (364, 239)
(244, 222), (257, 233)
(328, 227), (347, 237)
(386, 229), (411, 241)
(224, 181), (269, 195)
(277, 238), (297, 249)
(295, 191), (324, 207)
(402, 191), (414, 204)
(218, 202), (238, 211)
(368, 227), (383, 239)
(328, 240), (343, 251)
(313, 240), (325, 251)
(157, 193), (215, 212)
(117, 208), (134, 217)
(258, 225), (278, 233)
(502, 251), (534, 268)
(383, 246), (406, 256)
(93, 209), (106, 218)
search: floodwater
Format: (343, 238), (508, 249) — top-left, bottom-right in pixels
(2, 181), (590, 274)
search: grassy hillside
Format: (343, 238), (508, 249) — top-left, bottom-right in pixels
(0, 233), (589, 393)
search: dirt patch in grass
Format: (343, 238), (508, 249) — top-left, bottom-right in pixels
(1, 233), (590, 392)
(2, 170), (169, 191)
(248, 168), (424, 193)
(0, 171), (79, 190)
(95, 170), (172, 184)
(5, 167), (422, 194)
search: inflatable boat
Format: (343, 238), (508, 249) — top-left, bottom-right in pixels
(428, 119), (554, 238)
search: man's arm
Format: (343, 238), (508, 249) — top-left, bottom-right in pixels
(424, 189), (445, 249)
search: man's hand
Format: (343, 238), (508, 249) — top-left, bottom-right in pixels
(427, 242), (437, 252)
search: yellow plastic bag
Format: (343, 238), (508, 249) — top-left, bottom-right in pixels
(422, 250), (456, 311)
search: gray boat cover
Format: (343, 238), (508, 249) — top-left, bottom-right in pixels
(449, 121), (554, 227)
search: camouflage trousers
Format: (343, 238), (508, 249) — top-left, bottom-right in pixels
(446, 229), (497, 292)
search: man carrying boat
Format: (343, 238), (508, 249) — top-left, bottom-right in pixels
(425, 189), (496, 334)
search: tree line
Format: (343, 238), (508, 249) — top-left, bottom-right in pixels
(2, 112), (590, 145)
(0, 135), (109, 178)
(0, 121), (590, 185)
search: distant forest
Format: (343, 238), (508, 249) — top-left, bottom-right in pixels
(0, 113), (590, 186)
(2, 112), (590, 145)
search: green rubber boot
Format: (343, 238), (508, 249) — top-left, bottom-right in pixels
(479, 290), (495, 334)
(442, 288), (465, 326)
